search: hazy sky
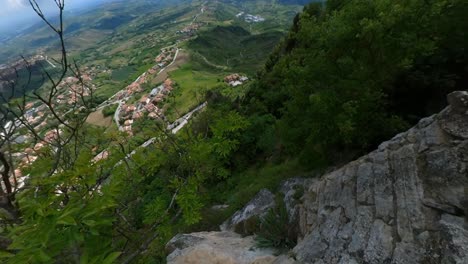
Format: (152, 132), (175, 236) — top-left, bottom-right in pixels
(0, 0), (111, 33)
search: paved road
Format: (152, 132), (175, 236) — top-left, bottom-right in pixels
(45, 57), (56, 68)
(168, 102), (207, 134)
(113, 101), (207, 167)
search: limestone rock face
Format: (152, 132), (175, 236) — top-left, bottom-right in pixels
(447, 91), (468, 114)
(220, 189), (275, 233)
(220, 179), (314, 236)
(166, 231), (279, 264)
(293, 92), (468, 263)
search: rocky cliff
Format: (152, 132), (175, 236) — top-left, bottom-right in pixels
(166, 91), (468, 264)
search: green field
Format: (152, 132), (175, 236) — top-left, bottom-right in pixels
(165, 63), (224, 122)
(111, 66), (137, 82)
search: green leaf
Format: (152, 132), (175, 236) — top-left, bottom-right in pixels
(35, 208), (44, 217)
(57, 215), (77, 226)
(80, 251), (89, 264)
(101, 252), (121, 264)
(82, 220), (97, 227)
(37, 249), (52, 262)
(0, 250), (14, 258)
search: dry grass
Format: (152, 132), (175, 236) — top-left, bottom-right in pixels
(86, 109), (113, 127)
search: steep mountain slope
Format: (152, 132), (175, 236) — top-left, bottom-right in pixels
(2, 0), (466, 262)
(166, 91), (468, 263)
(242, 0), (467, 167)
(164, 0), (467, 262)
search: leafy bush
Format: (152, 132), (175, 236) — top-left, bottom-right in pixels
(255, 196), (296, 251)
(102, 104), (118, 117)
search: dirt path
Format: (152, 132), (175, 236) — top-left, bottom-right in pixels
(196, 52), (228, 70)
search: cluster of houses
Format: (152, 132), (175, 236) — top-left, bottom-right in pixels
(11, 128), (62, 181)
(176, 23), (202, 37)
(4, 47), (178, 183)
(1, 3), (214, 188)
(24, 73), (94, 135)
(55, 76), (93, 105)
(112, 48), (177, 102)
(6, 70), (96, 180)
(235, 12), (265, 23)
(24, 102), (47, 127)
(154, 47), (177, 69)
(244, 14), (265, 23)
(119, 78), (175, 135)
(224, 73), (249, 87)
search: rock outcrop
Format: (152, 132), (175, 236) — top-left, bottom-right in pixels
(220, 179), (313, 236)
(294, 91), (468, 263)
(165, 232), (278, 264)
(166, 91), (468, 264)
(220, 189), (275, 234)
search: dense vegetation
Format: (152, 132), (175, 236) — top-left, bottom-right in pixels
(244, 0), (467, 167)
(1, 0), (466, 263)
(0, 62), (58, 102)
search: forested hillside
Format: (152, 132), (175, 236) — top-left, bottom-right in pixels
(244, 0), (467, 167)
(0, 0), (466, 263)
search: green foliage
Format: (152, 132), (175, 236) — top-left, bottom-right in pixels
(292, 185), (304, 201)
(210, 111), (250, 160)
(164, 63), (224, 122)
(5, 0), (466, 262)
(211, 159), (306, 211)
(102, 104), (118, 117)
(5, 152), (118, 263)
(244, 0), (467, 167)
(255, 196), (296, 250)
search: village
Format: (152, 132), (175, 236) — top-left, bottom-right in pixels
(3, 68), (98, 185)
(0, 0), (252, 191)
(2, 7), (200, 179)
(119, 78), (175, 135)
(99, 46), (180, 135)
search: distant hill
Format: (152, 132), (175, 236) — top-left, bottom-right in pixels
(188, 25), (283, 73)
(0, 0), (189, 63)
